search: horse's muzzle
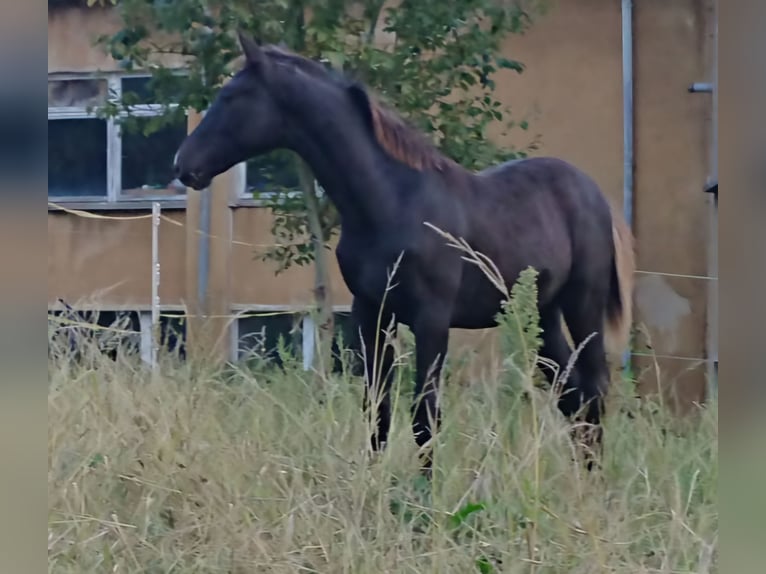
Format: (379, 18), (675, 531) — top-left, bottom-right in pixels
(177, 171), (211, 191)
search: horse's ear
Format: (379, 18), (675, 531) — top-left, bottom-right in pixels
(347, 83), (374, 128)
(238, 30), (265, 66)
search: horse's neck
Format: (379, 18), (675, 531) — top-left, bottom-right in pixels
(286, 98), (406, 230)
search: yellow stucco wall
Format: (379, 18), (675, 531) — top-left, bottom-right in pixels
(47, 1), (716, 408)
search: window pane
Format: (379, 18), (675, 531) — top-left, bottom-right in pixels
(120, 116), (188, 197)
(48, 308), (141, 361)
(330, 312), (362, 374)
(159, 312), (186, 359)
(121, 77), (154, 105)
(48, 118), (107, 197)
(246, 149), (301, 196)
(122, 75), (182, 105)
(236, 313), (302, 367)
(48, 78), (108, 108)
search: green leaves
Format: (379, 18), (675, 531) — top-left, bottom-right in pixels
(497, 57), (525, 73)
(448, 501), (502, 573)
(449, 501), (487, 529)
(495, 266), (544, 393)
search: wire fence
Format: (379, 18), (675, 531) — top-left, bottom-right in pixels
(47, 201), (716, 364)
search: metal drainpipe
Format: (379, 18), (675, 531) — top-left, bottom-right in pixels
(687, 6), (718, 400)
(706, 3), (718, 400)
(621, 0), (634, 372)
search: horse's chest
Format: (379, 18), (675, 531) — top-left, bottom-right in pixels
(336, 236), (409, 301)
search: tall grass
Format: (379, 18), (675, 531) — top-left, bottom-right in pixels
(48, 335), (716, 571)
(48, 247), (717, 573)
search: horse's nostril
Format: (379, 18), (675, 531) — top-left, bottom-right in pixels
(172, 150), (184, 178)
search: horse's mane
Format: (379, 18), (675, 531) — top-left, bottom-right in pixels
(263, 45), (462, 174)
(364, 97), (460, 172)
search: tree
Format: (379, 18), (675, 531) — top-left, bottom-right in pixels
(96, 0), (544, 369)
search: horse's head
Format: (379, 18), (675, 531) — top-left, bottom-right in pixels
(174, 32), (286, 190)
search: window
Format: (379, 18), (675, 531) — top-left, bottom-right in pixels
(48, 304), (188, 365)
(47, 304), (360, 371)
(48, 306), (142, 361)
(235, 312), (304, 368)
(47, 73), (187, 204)
(48, 118), (108, 198)
(231, 308), (357, 372)
(155, 311), (188, 360)
(243, 149), (302, 200)
(329, 311), (362, 374)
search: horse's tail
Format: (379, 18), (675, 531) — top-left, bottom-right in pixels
(604, 205), (635, 357)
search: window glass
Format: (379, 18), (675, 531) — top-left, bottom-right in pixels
(245, 150), (301, 197)
(48, 118), (108, 197)
(330, 311), (362, 374)
(122, 76), (182, 105)
(121, 76), (155, 105)
(48, 78), (108, 108)
(48, 308), (141, 360)
(120, 116), (188, 197)
(159, 312), (187, 359)
(237, 313), (302, 367)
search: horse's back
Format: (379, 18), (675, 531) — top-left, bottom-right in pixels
(476, 156), (612, 232)
(461, 156), (614, 303)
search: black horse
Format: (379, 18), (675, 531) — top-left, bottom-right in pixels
(174, 32), (635, 473)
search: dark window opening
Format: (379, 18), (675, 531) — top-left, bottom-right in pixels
(48, 118), (108, 197)
(48, 307), (141, 361)
(48, 78), (108, 109)
(245, 149), (301, 197)
(120, 115), (188, 197)
(330, 312), (363, 374)
(122, 75), (183, 106)
(159, 312), (187, 360)
(236, 313), (303, 368)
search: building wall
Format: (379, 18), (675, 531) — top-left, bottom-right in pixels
(48, 210), (187, 308)
(47, 1), (716, 408)
(630, 0), (715, 408)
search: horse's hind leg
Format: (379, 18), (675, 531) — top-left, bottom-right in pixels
(559, 282), (611, 468)
(538, 305), (575, 388)
(539, 306), (596, 464)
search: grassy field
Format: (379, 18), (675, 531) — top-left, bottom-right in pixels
(48, 316), (717, 573)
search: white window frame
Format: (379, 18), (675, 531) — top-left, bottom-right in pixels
(48, 71), (188, 207)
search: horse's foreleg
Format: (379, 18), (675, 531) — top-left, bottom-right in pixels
(352, 297), (398, 452)
(411, 307), (450, 476)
